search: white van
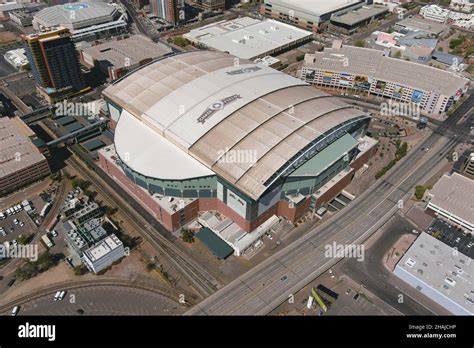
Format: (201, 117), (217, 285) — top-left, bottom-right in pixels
(53, 291), (61, 301)
(11, 306), (19, 316)
(58, 291), (66, 301)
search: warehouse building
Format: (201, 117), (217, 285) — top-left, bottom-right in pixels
(301, 43), (470, 115)
(99, 51), (377, 233)
(184, 17), (313, 60)
(329, 4), (388, 34)
(394, 17), (449, 38)
(425, 173), (474, 233)
(80, 35), (172, 81)
(394, 232), (473, 315)
(260, 0), (372, 31)
(0, 117), (50, 197)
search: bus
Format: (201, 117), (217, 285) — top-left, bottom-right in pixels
(40, 202), (52, 218)
(311, 288), (328, 312)
(41, 234), (54, 248)
(317, 284), (339, 300)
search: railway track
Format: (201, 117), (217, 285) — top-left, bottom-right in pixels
(36, 121), (219, 299)
(66, 147), (219, 299)
(0, 277), (195, 314)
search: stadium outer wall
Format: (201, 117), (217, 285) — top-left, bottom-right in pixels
(98, 143), (376, 232)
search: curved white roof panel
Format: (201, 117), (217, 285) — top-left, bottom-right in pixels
(105, 52), (368, 200)
(114, 110), (214, 180)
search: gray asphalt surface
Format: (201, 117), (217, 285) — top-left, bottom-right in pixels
(186, 95), (474, 315)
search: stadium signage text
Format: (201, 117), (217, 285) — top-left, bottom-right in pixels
(197, 94), (242, 124)
(226, 66), (262, 76)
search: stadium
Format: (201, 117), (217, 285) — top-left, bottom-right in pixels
(99, 51), (377, 236)
(32, 1), (126, 41)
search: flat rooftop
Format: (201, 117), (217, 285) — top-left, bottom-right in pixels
(396, 232), (473, 315)
(184, 17), (312, 60)
(0, 116), (46, 178)
(265, 0), (363, 16)
(331, 5), (388, 26)
(303, 45), (469, 96)
(395, 17), (448, 35)
(81, 35), (172, 69)
(427, 173), (474, 225)
(83, 234), (122, 262)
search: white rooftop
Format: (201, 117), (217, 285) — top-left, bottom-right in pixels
(428, 173), (474, 225)
(83, 234), (122, 262)
(396, 232), (474, 315)
(33, 1), (118, 30)
(184, 17), (312, 60)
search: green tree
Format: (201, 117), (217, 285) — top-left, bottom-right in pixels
(354, 40), (366, 48)
(181, 229), (194, 243)
(173, 36), (188, 47)
(73, 265), (88, 276)
(103, 206), (118, 216)
(16, 235), (27, 245)
(415, 185), (427, 200)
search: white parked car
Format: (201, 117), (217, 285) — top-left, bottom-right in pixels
(13, 219), (19, 225)
(51, 230), (58, 237)
(53, 291), (61, 301)
(11, 306), (19, 316)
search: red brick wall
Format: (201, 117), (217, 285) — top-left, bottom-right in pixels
(277, 197), (311, 223)
(198, 197), (217, 211)
(316, 170), (354, 206)
(351, 144), (377, 171)
(99, 152), (174, 231)
(216, 199), (247, 231)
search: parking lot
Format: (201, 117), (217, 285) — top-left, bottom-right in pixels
(426, 219), (474, 259)
(0, 207), (36, 246)
(9, 285), (184, 316)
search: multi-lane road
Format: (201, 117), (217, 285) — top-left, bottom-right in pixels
(187, 95), (473, 315)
